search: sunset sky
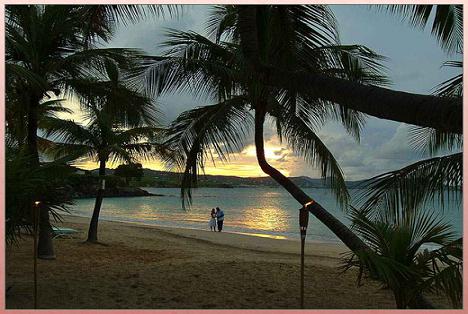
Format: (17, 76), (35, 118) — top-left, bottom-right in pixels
(66, 5), (460, 180)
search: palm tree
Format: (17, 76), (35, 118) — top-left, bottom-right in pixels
(343, 206), (462, 308)
(234, 6), (462, 134)
(149, 5), (391, 252)
(378, 5), (463, 127)
(353, 2), (463, 246)
(6, 4), (174, 257)
(149, 7), (458, 307)
(42, 62), (169, 242)
(347, 7), (463, 306)
(43, 106), (168, 242)
(5, 149), (74, 245)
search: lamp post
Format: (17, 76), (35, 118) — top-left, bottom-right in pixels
(299, 201), (311, 309)
(33, 200), (40, 309)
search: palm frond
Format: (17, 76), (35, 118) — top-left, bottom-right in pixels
(77, 5), (180, 44)
(356, 153), (462, 220)
(282, 5), (339, 53)
(40, 116), (98, 147)
(6, 151), (74, 244)
(270, 96), (350, 206)
(378, 5), (463, 54)
(416, 237), (462, 308)
(317, 44), (391, 87)
(44, 142), (96, 162)
(206, 5), (239, 43)
(433, 60), (463, 98)
(344, 205), (460, 308)
(116, 126), (165, 143)
(144, 29), (241, 99)
(5, 63), (48, 91)
(408, 126), (462, 156)
(164, 96), (251, 207)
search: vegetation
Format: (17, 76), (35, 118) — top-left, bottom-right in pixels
(148, 5), (462, 307)
(343, 206), (462, 308)
(148, 5), (394, 252)
(114, 163), (144, 184)
(6, 4), (175, 251)
(6, 150), (74, 247)
(4, 4), (463, 309)
(346, 5), (463, 308)
(42, 62), (169, 242)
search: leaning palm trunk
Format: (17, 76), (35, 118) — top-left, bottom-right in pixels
(271, 69), (462, 134)
(87, 160), (106, 242)
(238, 7), (438, 306)
(254, 108), (368, 252)
(254, 108), (435, 308)
(238, 6), (461, 134)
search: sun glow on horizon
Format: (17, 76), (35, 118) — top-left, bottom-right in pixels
(72, 139), (294, 178)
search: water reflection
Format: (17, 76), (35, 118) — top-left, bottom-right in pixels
(236, 232), (287, 240)
(241, 205), (288, 232)
(69, 187), (462, 241)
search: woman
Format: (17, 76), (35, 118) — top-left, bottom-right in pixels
(209, 208), (217, 231)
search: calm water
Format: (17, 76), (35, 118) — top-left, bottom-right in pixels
(69, 187), (463, 243)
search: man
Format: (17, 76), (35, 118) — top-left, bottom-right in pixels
(216, 207), (224, 232)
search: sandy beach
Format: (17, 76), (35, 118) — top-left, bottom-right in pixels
(6, 215), (451, 309)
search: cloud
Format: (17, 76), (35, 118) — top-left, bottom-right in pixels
(68, 5), (456, 181)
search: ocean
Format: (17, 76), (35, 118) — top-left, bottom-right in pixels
(68, 187), (463, 244)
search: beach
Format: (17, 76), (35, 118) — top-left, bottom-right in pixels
(6, 215), (450, 309)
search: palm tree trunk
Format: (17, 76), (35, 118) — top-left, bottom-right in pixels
(37, 205), (56, 259)
(254, 107), (368, 252)
(254, 107), (434, 309)
(26, 96), (40, 164)
(26, 94), (56, 259)
(87, 160), (106, 242)
(241, 6), (436, 308)
(270, 69), (462, 134)
(237, 6), (462, 134)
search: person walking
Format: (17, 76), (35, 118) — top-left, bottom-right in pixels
(216, 207), (224, 232)
(208, 208), (217, 231)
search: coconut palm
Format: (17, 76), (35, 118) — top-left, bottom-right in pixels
(43, 106), (168, 242)
(348, 7), (463, 305)
(378, 5), (463, 134)
(41, 61), (169, 242)
(343, 206), (462, 308)
(355, 49), (462, 237)
(149, 7), (459, 307)
(233, 6), (462, 134)
(7, 5), (142, 161)
(5, 4), (175, 257)
(6, 5), (133, 257)
(148, 5), (392, 252)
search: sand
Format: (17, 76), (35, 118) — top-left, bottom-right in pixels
(6, 215), (451, 309)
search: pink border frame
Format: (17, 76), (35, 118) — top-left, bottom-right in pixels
(0, 0), (466, 313)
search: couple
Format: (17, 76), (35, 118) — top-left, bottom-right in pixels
(209, 207), (224, 232)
